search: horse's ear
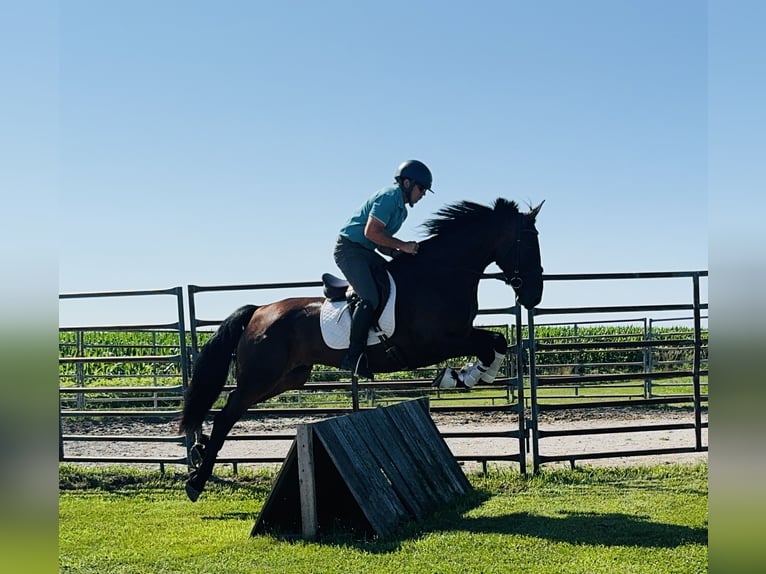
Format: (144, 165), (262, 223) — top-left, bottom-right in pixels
(530, 200), (545, 218)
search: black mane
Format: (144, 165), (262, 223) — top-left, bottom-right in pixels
(421, 198), (520, 237)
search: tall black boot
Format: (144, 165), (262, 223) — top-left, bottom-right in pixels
(340, 301), (376, 379)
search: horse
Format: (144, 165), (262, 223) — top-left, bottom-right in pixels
(179, 197), (544, 501)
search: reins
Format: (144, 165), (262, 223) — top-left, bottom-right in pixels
(506, 213), (525, 289)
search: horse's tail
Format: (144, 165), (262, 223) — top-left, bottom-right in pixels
(178, 304), (258, 434)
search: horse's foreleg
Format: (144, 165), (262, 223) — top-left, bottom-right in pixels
(461, 329), (509, 386)
(478, 349), (507, 382)
(433, 329), (508, 389)
(475, 329), (508, 364)
(185, 389), (248, 502)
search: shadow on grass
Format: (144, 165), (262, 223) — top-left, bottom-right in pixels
(250, 484), (492, 550)
(255, 487), (706, 554)
(452, 510), (707, 547)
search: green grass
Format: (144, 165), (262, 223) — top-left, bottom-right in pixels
(59, 463), (707, 573)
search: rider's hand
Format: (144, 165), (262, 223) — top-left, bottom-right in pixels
(401, 241), (419, 255)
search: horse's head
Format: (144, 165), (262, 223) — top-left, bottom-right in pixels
(418, 198), (544, 308)
(493, 199), (544, 309)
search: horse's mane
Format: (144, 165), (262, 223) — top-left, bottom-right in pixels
(421, 198), (520, 238)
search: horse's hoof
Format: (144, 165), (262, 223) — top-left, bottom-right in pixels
(185, 481), (201, 502)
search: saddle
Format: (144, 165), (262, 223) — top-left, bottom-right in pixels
(321, 273), (354, 301)
(321, 268), (391, 319)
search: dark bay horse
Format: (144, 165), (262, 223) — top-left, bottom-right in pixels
(179, 198), (544, 501)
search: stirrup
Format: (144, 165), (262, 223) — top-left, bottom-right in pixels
(342, 353), (374, 380)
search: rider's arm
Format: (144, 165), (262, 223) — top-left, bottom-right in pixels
(364, 216), (418, 254)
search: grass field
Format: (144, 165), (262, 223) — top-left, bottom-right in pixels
(59, 462), (707, 573)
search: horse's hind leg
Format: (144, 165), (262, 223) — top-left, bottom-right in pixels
(185, 388), (249, 502)
(188, 430), (209, 469)
(183, 359), (312, 502)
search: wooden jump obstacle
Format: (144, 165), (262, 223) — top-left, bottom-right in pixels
(250, 397), (472, 540)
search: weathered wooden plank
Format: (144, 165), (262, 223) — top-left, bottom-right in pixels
(383, 400), (468, 503)
(398, 399), (472, 495)
(404, 398), (471, 495)
(382, 406), (452, 504)
(349, 408), (433, 519)
(296, 424), (318, 540)
(368, 402), (448, 510)
(315, 416), (407, 538)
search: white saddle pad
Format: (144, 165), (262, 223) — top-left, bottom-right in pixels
(319, 271), (396, 350)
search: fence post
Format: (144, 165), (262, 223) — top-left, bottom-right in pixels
(186, 285), (200, 367)
(527, 307), (541, 474)
(180, 286), (196, 465)
(76, 329), (85, 409)
(692, 273), (703, 449)
(152, 331), (158, 389)
(59, 395), (64, 461)
(643, 317), (652, 399)
(573, 322), (581, 396)
(513, 305), (526, 476)
(174, 286), (189, 388)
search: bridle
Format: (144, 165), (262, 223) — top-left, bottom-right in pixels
(501, 213), (540, 290)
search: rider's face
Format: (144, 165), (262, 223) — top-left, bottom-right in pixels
(410, 184), (428, 206)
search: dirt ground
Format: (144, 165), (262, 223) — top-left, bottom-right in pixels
(61, 406), (708, 472)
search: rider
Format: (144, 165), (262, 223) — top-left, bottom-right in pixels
(333, 159), (433, 379)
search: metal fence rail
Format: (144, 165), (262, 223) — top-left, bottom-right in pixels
(58, 271), (708, 474)
(58, 288), (189, 465)
(526, 270), (708, 472)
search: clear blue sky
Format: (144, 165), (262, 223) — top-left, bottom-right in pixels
(49, 1), (709, 326)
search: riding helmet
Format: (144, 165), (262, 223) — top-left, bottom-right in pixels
(395, 160), (433, 191)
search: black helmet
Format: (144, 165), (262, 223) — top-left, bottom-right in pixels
(395, 160), (433, 191)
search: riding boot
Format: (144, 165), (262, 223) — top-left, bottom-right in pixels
(341, 301), (376, 379)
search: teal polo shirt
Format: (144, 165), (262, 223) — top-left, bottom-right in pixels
(339, 185), (408, 250)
